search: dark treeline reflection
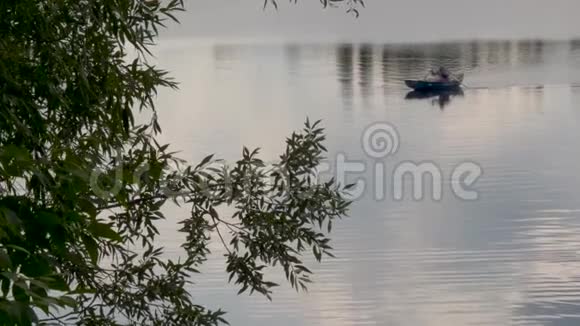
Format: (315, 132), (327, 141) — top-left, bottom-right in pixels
(358, 45), (373, 98)
(210, 40), (580, 108)
(571, 39), (580, 57)
(336, 44), (354, 107)
(515, 40), (545, 65)
(284, 44), (301, 77)
(212, 44), (244, 67)
(339, 40), (569, 74)
(484, 41), (511, 65)
(330, 40), (577, 106)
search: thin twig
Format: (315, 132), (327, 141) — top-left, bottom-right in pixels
(211, 216), (231, 255)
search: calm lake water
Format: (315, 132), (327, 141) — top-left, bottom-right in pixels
(153, 40), (580, 325)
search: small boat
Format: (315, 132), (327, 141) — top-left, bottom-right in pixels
(404, 79), (462, 91)
(405, 68), (464, 91)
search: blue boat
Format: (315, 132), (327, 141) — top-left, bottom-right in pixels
(405, 79), (462, 91)
(405, 69), (464, 91)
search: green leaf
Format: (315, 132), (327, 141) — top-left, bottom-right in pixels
(209, 206), (219, 219)
(3, 245), (29, 256)
(199, 154), (214, 167)
(13, 282), (30, 302)
(57, 295), (77, 308)
(24, 305), (38, 324)
(78, 199), (97, 218)
(0, 207), (21, 230)
(0, 250), (12, 270)
(43, 274), (70, 292)
(237, 284), (248, 295)
(89, 222), (122, 242)
(82, 234), (98, 264)
(70, 286), (96, 295)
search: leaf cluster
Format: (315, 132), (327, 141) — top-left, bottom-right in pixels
(0, 1), (352, 325)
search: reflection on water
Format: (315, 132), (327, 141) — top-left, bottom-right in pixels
(336, 44), (354, 108)
(155, 39), (580, 326)
(358, 44), (374, 99)
(405, 89), (465, 109)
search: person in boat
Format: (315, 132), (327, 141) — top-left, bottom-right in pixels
(428, 67), (451, 82)
(438, 67), (450, 82)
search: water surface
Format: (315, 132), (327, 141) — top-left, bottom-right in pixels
(154, 40), (580, 326)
